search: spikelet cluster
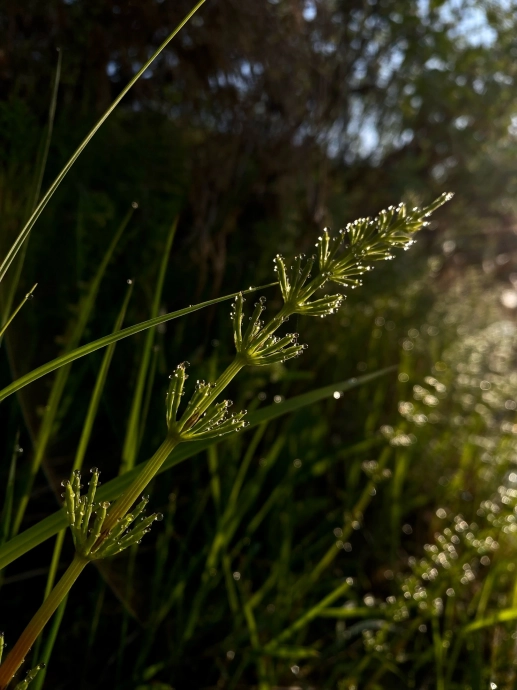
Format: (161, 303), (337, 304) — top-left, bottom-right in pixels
(275, 192), (453, 298)
(231, 293), (306, 365)
(64, 468), (163, 560)
(166, 362), (248, 438)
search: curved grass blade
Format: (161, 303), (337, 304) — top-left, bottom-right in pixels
(0, 366), (396, 570)
(0, 0), (206, 285)
(120, 217), (178, 473)
(0, 283), (277, 404)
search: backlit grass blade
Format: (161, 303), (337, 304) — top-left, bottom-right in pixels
(0, 283), (277, 404)
(0, 367), (396, 569)
(120, 217), (178, 473)
(11, 209), (132, 535)
(0, 1), (207, 284)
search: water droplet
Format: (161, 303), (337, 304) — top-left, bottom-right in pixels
(127, 278), (133, 285)
(155, 513), (164, 521)
(90, 467), (99, 474)
(26, 293), (34, 300)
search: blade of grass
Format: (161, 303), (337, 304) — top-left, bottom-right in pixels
(0, 367), (396, 569)
(317, 607), (384, 618)
(242, 600), (269, 690)
(463, 607), (517, 633)
(0, 49), (61, 330)
(264, 578), (351, 649)
(0, 1), (207, 284)
(0, 434), (20, 546)
(138, 344), (159, 450)
(0, 284), (37, 339)
(0, 282), (278, 404)
(293, 444), (393, 597)
(75, 284), (135, 473)
(11, 209), (132, 535)
(182, 432), (287, 643)
(207, 444), (221, 515)
(432, 615), (445, 690)
(121, 217), (178, 473)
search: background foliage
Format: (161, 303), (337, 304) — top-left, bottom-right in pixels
(2, 0), (517, 688)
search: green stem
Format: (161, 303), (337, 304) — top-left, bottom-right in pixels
(189, 357), (245, 421)
(103, 436), (179, 532)
(0, 554), (87, 689)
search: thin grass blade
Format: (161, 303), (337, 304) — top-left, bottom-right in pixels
(0, 283), (37, 340)
(120, 217), (178, 473)
(0, 283), (277, 404)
